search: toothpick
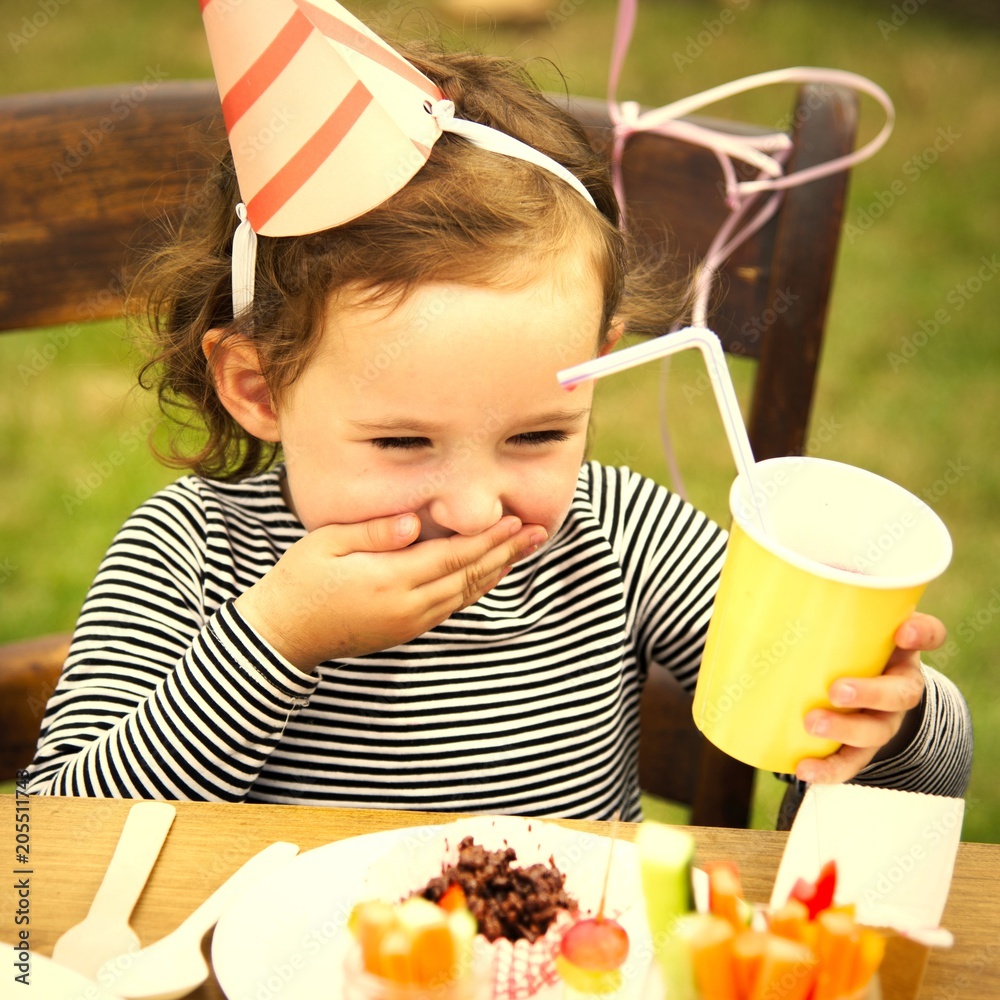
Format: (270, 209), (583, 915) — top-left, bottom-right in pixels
(596, 809), (621, 922)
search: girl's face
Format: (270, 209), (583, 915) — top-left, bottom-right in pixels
(276, 254), (608, 542)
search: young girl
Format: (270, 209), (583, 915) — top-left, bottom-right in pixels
(28, 10), (971, 818)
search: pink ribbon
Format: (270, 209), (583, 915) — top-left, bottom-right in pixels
(606, 0), (896, 327)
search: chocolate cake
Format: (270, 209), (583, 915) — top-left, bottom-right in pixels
(415, 836), (578, 944)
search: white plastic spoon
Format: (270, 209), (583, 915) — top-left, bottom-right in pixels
(96, 840), (300, 1000)
(2, 941), (125, 1000)
(52, 801), (176, 980)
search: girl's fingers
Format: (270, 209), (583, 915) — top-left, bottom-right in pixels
(798, 662), (926, 784)
(406, 519), (544, 589)
(417, 528), (544, 614)
(797, 743), (874, 784)
(828, 661), (925, 714)
(315, 514), (534, 590)
(893, 611), (947, 651)
(804, 706), (898, 756)
(314, 513), (422, 555)
(881, 614), (944, 667)
(419, 564), (513, 626)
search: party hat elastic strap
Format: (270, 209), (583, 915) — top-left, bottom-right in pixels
(200, 0), (596, 317)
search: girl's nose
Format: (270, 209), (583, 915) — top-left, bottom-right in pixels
(425, 481), (504, 537)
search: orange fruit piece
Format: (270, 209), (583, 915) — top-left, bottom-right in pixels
(767, 898), (818, 951)
(706, 861), (745, 930)
(813, 909), (860, 1000)
(749, 934), (817, 1000)
(350, 900), (397, 978)
(733, 930), (770, 997)
(849, 927), (887, 994)
(396, 897), (457, 987)
(379, 927), (416, 986)
(688, 913), (739, 1000)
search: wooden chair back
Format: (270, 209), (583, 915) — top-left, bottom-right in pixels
(569, 86), (858, 827)
(0, 81), (858, 826)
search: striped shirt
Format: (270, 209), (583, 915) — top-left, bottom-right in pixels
(29, 462), (972, 818)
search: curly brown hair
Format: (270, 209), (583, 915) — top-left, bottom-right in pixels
(135, 41), (685, 481)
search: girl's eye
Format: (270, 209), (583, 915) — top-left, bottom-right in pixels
(509, 430), (570, 447)
(371, 437), (430, 451)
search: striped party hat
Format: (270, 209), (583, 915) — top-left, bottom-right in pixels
(200, 0), (595, 317)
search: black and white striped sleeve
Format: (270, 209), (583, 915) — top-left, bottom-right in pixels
(851, 663), (973, 797)
(602, 466), (728, 690)
(27, 482), (318, 800)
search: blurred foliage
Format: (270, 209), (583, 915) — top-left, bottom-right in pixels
(1, 0), (998, 840)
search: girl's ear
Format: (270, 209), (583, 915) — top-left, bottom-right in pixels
(599, 320), (625, 357)
(202, 330), (281, 442)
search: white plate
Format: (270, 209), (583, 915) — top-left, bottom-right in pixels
(211, 821), (655, 1000)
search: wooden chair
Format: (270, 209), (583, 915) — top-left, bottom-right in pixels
(0, 81), (858, 827)
(569, 87), (858, 827)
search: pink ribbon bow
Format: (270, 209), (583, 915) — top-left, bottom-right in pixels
(606, 0), (895, 327)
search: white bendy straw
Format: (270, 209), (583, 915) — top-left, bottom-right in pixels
(557, 326), (771, 537)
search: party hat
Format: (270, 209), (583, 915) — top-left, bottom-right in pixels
(201, 0), (446, 237)
(200, 0), (595, 315)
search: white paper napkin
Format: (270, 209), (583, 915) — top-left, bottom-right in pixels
(769, 784), (964, 937)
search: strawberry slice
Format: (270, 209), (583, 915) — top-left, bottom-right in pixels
(788, 860), (838, 920)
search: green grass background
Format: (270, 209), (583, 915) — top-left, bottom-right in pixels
(1, 0), (997, 840)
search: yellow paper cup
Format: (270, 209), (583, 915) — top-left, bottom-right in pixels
(692, 457), (952, 774)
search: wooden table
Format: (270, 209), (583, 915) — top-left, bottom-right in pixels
(2, 795), (997, 999)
